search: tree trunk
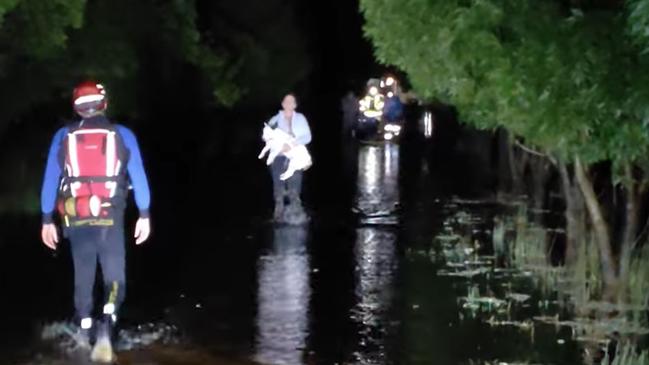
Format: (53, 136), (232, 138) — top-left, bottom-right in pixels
(506, 136), (522, 195)
(513, 145), (530, 196)
(574, 157), (618, 289)
(495, 129), (512, 193)
(530, 155), (549, 211)
(619, 165), (642, 287)
(559, 161), (585, 266)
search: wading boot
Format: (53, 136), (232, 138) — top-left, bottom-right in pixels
(90, 316), (115, 363)
(72, 317), (92, 350)
(288, 191), (303, 210)
(286, 192), (308, 225)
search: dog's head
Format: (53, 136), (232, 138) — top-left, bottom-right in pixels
(262, 123), (275, 141)
(262, 123), (292, 143)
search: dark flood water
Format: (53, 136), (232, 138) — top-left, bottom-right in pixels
(0, 122), (583, 365)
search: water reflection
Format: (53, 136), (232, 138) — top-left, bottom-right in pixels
(351, 144), (399, 364)
(351, 227), (397, 364)
(355, 144), (400, 224)
(254, 226), (310, 365)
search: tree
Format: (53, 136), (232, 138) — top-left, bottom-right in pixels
(0, 0), (243, 214)
(360, 0), (649, 294)
(0, 0), (241, 128)
(197, 0), (311, 107)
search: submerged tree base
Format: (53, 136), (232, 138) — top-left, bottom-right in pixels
(429, 199), (649, 365)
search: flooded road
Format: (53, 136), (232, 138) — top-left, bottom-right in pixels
(2, 136), (591, 365)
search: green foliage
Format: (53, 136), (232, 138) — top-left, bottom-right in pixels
(627, 244), (649, 323)
(606, 341), (649, 365)
(1, 0), (86, 59)
(201, 0), (311, 106)
(0, 0), (242, 125)
(157, 0), (242, 106)
(627, 0), (649, 52)
(360, 0), (649, 173)
(0, 0), (20, 27)
(0, 0), (251, 215)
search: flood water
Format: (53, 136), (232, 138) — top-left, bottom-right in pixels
(0, 126), (589, 365)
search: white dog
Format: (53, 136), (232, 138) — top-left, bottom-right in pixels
(258, 123), (312, 180)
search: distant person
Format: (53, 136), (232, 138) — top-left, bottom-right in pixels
(341, 91), (358, 137)
(381, 75), (404, 123)
(264, 93), (312, 222)
(383, 94), (404, 123)
(40, 81), (151, 363)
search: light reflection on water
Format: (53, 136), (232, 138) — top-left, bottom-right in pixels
(355, 144), (400, 224)
(351, 144), (399, 364)
(351, 228), (397, 365)
(254, 226), (310, 365)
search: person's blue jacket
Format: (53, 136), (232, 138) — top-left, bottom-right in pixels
(383, 96), (404, 123)
(40, 116), (151, 224)
(267, 111), (312, 145)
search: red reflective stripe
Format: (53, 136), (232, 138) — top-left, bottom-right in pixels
(68, 133), (80, 177)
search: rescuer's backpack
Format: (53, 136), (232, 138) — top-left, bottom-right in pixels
(57, 124), (126, 227)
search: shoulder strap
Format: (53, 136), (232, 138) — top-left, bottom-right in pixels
(65, 120), (84, 134)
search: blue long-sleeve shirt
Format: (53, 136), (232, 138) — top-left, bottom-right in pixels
(267, 111), (312, 145)
(40, 119), (151, 224)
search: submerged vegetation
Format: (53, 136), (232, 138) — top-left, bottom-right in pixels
(425, 201), (649, 364)
(360, 0), (649, 295)
(361, 0), (649, 362)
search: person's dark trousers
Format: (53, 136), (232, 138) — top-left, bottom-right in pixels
(270, 156), (303, 203)
(67, 220), (126, 323)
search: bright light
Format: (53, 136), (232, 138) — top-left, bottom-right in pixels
(424, 111), (433, 138)
(103, 303), (115, 314)
(384, 133), (394, 141)
(387, 92), (394, 98)
(386, 77), (395, 86)
(380, 81), (385, 88)
(384, 124), (401, 133)
(81, 318), (93, 329)
(363, 110), (382, 118)
(369, 86), (378, 96)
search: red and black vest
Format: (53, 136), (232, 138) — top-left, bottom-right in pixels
(57, 121), (128, 227)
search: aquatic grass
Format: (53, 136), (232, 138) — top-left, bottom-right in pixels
(465, 359), (539, 365)
(446, 200), (649, 362)
(492, 215), (508, 264)
(458, 284), (509, 320)
(508, 215), (567, 298)
(509, 204), (548, 268)
(626, 244), (649, 330)
(603, 341), (649, 365)
(570, 237), (604, 308)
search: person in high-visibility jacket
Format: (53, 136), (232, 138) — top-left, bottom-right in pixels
(359, 86), (384, 120)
